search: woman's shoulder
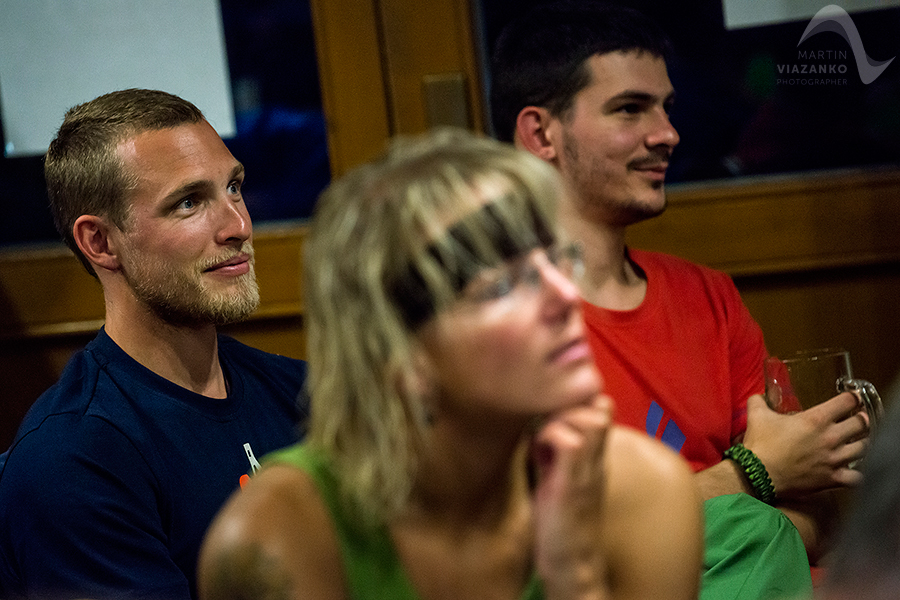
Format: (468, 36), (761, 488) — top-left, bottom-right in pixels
(601, 425), (704, 599)
(605, 424), (698, 501)
(198, 464), (347, 600)
(231, 462), (326, 518)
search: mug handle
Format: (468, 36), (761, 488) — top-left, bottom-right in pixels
(838, 377), (884, 431)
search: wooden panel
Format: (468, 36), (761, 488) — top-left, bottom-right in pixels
(377, 0), (484, 134)
(220, 316), (306, 362)
(737, 264), (900, 396)
(308, 0), (485, 176)
(0, 224), (308, 341)
(627, 169), (900, 276)
(308, 0), (391, 176)
(0, 334), (96, 452)
(0, 246), (105, 339)
(249, 223), (307, 319)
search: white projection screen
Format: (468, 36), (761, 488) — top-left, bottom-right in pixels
(0, 0), (235, 157)
(723, 0), (900, 29)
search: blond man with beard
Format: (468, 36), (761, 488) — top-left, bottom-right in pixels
(0, 89), (307, 600)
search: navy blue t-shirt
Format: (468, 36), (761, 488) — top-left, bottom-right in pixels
(0, 329), (307, 599)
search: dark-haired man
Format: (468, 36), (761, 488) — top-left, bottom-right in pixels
(0, 89), (307, 599)
(492, 3), (870, 598)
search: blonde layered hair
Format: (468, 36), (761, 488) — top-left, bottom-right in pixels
(304, 128), (564, 525)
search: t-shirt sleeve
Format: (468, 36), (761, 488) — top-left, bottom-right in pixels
(0, 415), (190, 600)
(722, 276), (768, 440)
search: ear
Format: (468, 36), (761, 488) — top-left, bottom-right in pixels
(405, 345), (436, 398)
(396, 343), (439, 422)
(514, 106), (560, 162)
(72, 215), (122, 273)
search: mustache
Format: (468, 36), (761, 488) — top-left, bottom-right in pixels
(629, 150), (673, 170)
(199, 243), (255, 272)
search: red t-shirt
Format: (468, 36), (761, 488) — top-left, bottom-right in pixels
(582, 249), (767, 472)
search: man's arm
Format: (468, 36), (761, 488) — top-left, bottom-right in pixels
(697, 393), (866, 499)
(0, 416), (191, 599)
(695, 458), (837, 562)
(697, 393), (867, 556)
(712, 279), (867, 555)
(778, 493), (841, 565)
(695, 452), (756, 499)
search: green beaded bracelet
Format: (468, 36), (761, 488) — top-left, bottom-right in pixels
(723, 443), (776, 505)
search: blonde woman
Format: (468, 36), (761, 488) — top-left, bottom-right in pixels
(199, 130), (702, 600)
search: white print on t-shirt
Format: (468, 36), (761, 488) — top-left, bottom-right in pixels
(243, 443), (262, 474)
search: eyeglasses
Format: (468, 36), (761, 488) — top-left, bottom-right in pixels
(462, 242), (584, 303)
(390, 201), (566, 328)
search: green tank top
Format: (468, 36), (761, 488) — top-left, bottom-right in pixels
(265, 444), (543, 600)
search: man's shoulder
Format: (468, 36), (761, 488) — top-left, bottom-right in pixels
(216, 335), (308, 408)
(2, 334), (141, 461)
(17, 334), (112, 423)
(629, 248), (731, 281)
(629, 248), (739, 296)
(216, 335), (307, 375)
(0, 386), (138, 503)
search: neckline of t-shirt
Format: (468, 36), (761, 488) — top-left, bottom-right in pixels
(580, 248), (661, 325)
(90, 328), (245, 419)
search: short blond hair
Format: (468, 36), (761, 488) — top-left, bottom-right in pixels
(45, 89), (204, 276)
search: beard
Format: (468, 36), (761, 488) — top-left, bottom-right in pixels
(123, 244), (260, 328)
(562, 132), (669, 227)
